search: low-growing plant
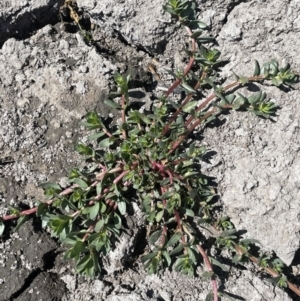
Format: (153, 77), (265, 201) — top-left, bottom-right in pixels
(1, 0), (300, 300)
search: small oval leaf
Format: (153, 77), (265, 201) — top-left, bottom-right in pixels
(104, 99), (121, 109)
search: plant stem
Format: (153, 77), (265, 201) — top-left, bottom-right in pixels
(103, 128), (112, 138)
(234, 244), (300, 297)
(2, 206), (45, 221)
(164, 57), (195, 96)
(164, 25), (196, 97)
(113, 170), (129, 184)
(168, 108), (216, 155)
(83, 224), (95, 242)
(185, 76), (265, 127)
(197, 245), (219, 301)
(162, 74), (205, 136)
(174, 209), (182, 231)
(2, 184), (79, 221)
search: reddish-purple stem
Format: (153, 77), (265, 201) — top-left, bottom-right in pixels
(168, 109), (215, 155)
(2, 184), (79, 221)
(83, 224), (95, 242)
(197, 245), (219, 301)
(185, 76), (265, 128)
(103, 128), (112, 138)
(164, 25), (196, 98)
(162, 78), (204, 136)
(234, 244), (300, 297)
(113, 170), (129, 184)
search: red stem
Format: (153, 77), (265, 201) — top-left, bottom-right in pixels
(174, 209), (182, 232)
(197, 245), (219, 301)
(113, 170), (129, 184)
(234, 244), (300, 296)
(185, 76), (265, 127)
(162, 78), (204, 136)
(161, 226), (167, 246)
(168, 109), (216, 155)
(83, 224), (95, 242)
(164, 25), (196, 97)
(2, 184), (79, 221)
(103, 128), (112, 138)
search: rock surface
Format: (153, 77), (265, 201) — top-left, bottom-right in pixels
(0, 0), (300, 300)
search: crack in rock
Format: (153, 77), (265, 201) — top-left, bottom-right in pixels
(222, 0), (253, 27)
(0, 0), (63, 48)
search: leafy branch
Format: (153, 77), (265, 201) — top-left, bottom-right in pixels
(0, 0), (299, 299)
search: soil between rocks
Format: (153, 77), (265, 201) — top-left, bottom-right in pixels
(0, 0), (300, 300)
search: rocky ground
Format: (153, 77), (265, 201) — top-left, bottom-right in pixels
(0, 0), (300, 300)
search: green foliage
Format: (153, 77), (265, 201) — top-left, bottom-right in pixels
(1, 1), (299, 298)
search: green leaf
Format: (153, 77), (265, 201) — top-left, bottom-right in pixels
(36, 203), (48, 217)
(187, 247), (197, 263)
(89, 202), (100, 220)
(156, 210), (164, 222)
(169, 243), (184, 256)
(72, 178), (88, 189)
(99, 138), (112, 148)
(40, 182), (61, 191)
(87, 132), (106, 141)
(220, 229), (237, 237)
(141, 252), (157, 263)
(183, 171), (199, 178)
(253, 59), (260, 76)
(182, 101), (198, 113)
(112, 213), (122, 229)
(83, 111), (103, 130)
(14, 215), (29, 232)
(63, 235), (77, 246)
(180, 82), (197, 94)
(238, 76), (249, 85)
(149, 229), (162, 245)
(118, 201), (126, 215)
(197, 36), (214, 43)
(271, 77), (280, 86)
(232, 253), (243, 263)
(201, 271), (214, 280)
(76, 254), (91, 272)
(100, 202), (107, 213)
(240, 238), (261, 246)
(73, 240), (86, 253)
(139, 113), (152, 124)
(162, 251), (171, 266)
(184, 209), (195, 217)
(166, 233), (182, 248)
(209, 257), (229, 272)
(196, 21), (208, 29)
(104, 99), (121, 109)
(232, 97), (245, 110)
(190, 30), (203, 39)
(160, 191), (173, 199)
(162, 5), (177, 16)
(160, 178), (170, 186)
(95, 219), (105, 232)
(0, 222), (5, 236)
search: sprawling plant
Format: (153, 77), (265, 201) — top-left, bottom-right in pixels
(1, 1), (299, 300)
